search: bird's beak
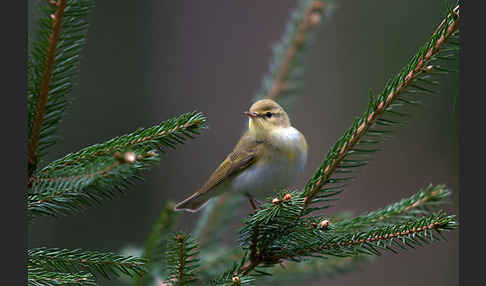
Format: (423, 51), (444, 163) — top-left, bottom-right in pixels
(244, 111), (258, 118)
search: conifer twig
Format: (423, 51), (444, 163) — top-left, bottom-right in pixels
(28, 266), (96, 286)
(28, 0), (67, 175)
(332, 184), (451, 232)
(28, 247), (147, 279)
(265, 0), (325, 101)
(302, 5), (460, 209)
(166, 233), (199, 285)
(29, 151), (153, 185)
(28, 112), (207, 220)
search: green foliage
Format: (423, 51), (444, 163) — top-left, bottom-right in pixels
(28, 112), (207, 221)
(27, 1), (208, 284)
(28, 0), (95, 169)
(302, 3), (460, 210)
(254, 0), (332, 110)
(28, 266), (96, 286)
(28, 248), (147, 280)
(333, 184), (452, 232)
(135, 202), (177, 286)
(166, 233), (200, 285)
(261, 255), (372, 285)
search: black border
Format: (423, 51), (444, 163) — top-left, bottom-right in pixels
(3, 0), (27, 285)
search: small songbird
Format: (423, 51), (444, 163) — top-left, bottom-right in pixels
(174, 99), (308, 212)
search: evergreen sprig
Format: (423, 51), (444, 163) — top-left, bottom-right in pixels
(166, 233), (200, 285)
(255, 0), (333, 109)
(28, 112), (207, 221)
(256, 211), (456, 262)
(28, 0), (95, 175)
(317, 212), (457, 257)
(236, 182), (456, 276)
(135, 202), (178, 286)
(333, 184), (451, 232)
(302, 4), (460, 211)
(28, 266), (96, 286)
(261, 254), (372, 285)
(206, 263), (256, 286)
(28, 247), (147, 280)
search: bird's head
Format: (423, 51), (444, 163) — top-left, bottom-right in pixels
(245, 99), (291, 139)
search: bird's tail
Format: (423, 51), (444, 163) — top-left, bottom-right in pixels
(174, 191), (212, 212)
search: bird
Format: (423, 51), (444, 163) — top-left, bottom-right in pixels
(174, 99), (308, 212)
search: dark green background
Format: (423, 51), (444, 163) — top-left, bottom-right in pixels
(28, 1), (459, 285)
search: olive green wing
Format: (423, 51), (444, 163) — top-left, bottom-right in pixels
(199, 131), (261, 194)
(174, 131), (261, 212)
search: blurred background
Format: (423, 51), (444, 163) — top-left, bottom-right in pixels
(28, 0), (459, 285)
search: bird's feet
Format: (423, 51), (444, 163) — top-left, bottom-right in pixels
(245, 194), (262, 211)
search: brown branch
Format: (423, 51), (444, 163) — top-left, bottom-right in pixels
(238, 223), (261, 276)
(320, 221), (440, 250)
(177, 234), (185, 284)
(43, 121), (197, 173)
(29, 151), (153, 185)
(28, 0), (67, 175)
(265, 0), (325, 101)
(302, 5), (460, 209)
(372, 188), (445, 223)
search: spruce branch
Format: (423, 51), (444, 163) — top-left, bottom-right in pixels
(267, 212), (456, 261)
(166, 233), (200, 285)
(256, 0), (330, 104)
(261, 254), (372, 285)
(28, 0), (67, 175)
(302, 5), (460, 210)
(317, 212), (457, 257)
(135, 202), (177, 286)
(28, 0), (95, 175)
(28, 266), (96, 286)
(205, 263), (256, 286)
(28, 112), (207, 220)
(28, 247), (147, 280)
(236, 186), (456, 276)
(333, 184), (452, 232)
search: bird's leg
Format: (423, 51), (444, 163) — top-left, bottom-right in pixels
(245, 194), (257, 211)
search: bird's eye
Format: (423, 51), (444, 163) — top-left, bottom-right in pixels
(265, 112), (272, 118)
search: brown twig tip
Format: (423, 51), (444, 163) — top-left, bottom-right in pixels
(272, 193), (292, 205)
(319, 219), (330, 229)
(232, 276), (241, 285)
(124, 152), (136, 163)
(311, 1), (325, 10)
(309, 13), (321, 27)
(114, 151), (137, 163)
(422, 65), (434, 73)
(282, 193), (292, 201)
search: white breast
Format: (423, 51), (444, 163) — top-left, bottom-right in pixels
(229, 127), (307, 199)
